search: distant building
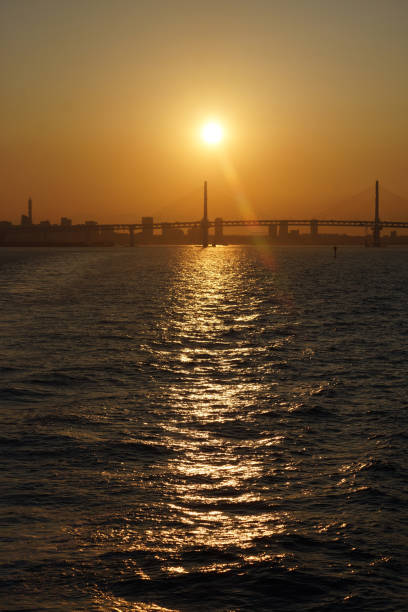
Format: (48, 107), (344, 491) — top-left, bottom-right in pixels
(187, 226), (201, 243)
(84, 221), (99, 243)
(161, 223), (184, 242)
(21, 198), (33, 226)
(141, 217), (154, 239)
(268, 223), (277, 239)
(61, 217), (72, 227)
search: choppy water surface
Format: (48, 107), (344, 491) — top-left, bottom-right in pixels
(0, 245), (407, 611)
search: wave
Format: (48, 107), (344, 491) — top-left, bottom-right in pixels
(0, 386), (51, 402)
(111, 561), (347, 611)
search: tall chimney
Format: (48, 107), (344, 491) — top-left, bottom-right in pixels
(28, 197), (32, 224)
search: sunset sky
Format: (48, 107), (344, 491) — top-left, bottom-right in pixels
(1, 0), (408, 224)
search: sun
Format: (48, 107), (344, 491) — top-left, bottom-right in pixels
(201, 121), (223, 145)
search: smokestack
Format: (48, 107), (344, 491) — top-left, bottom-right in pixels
(28, 198), (32, 224)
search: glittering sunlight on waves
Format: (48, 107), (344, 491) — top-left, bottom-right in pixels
(0, 246), (407, 611)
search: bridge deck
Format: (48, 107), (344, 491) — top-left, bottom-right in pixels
(95, 219), (408, 230)
(6, 219), (408, 231)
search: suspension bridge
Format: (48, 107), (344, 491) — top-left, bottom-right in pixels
(96, 180), (408, 247)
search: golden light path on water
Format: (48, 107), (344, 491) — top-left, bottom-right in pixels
(82, 245), (384, 612)
(90, 246), (298, 610)
(164, 253), (286, 560)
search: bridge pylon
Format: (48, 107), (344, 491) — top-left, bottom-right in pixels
(201, 180), (209, 247)
(373, 180), (382, 247)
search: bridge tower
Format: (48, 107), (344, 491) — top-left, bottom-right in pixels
(201, 180), (209, 247)
(373, 180), (381, 247)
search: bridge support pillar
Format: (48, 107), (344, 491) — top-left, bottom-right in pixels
(129, 227), (135, 247)
(373, 224), (381, 247)
(310, 219), (318, 237)
(214, 217), (223, 244)
(279, 221), (288, 240)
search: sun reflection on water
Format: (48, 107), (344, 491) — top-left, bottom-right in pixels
(149, 248), (293, 572)
(84, 246), (302, 606)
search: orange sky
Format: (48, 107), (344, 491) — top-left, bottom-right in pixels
(1, 0), (408, 224)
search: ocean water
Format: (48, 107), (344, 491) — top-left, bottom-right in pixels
(0, 245), (407, 612)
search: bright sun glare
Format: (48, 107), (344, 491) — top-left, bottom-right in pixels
(201, 121), (223, 145)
